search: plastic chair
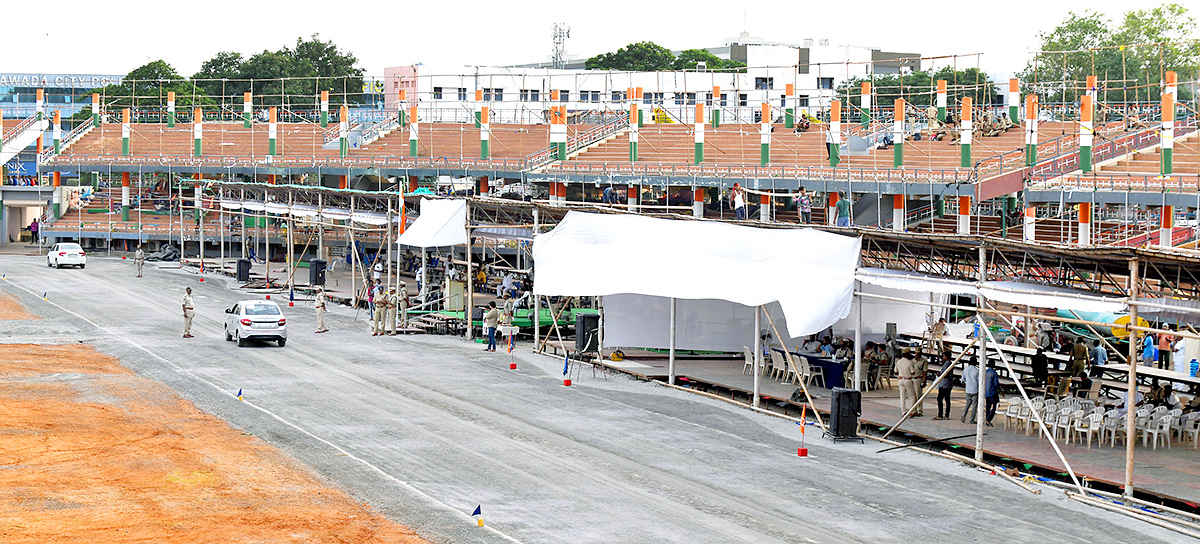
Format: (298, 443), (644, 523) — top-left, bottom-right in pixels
(799, 356), (825, 388)
(1073, 413), (1105, 448)
(741, 346), (754, 375)
(1003, 402), (1024, 432)
(767, 349), (788, 382)
(1019, 401), (1043, 436)
(1051, 408), (1075, 441)
(1179, 414), (1200, 449)
(1144, 415), (1173, 449)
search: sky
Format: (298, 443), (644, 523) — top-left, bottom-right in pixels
(3, 0), (1159, 81)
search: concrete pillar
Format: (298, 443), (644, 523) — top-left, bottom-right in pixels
(957, 195), (971, 234)
(167, 91), (176, 127)
(759, 192), (771, 222)
(409, 106), (419, 157)
(121, 108), (130, 156)
(320, 91), (330, 128)
(1162, 93), (1174, 175)
(629, 88), (639, 161)
(338, 105), (349, 158)
(1080, 95), (1093, 172)
(627, 186), (638, 213)
(1160, 205), (1174, 246)
(408, 176), (418, 192)
(1008, 79), (1019, 124)
(193, 108), (203, 157)
(35, 89), (44, 121)
(827, 192), (839, 226)
(1024, 95), (1038, 166)
(52, 172), (61, 219)
(693, 188), (704, 218)
(121, 172), (130, 221)
(339, 175), (348, 190)
(694, 103), (704, 164)
(859, 82), (871, 127)
(711, 86), (721, 128)
(91, 93), (101, 128)
(936, 80), (947, 123)
(479, 176), (489, 197)
(243, 91), (252, 128)
(893, 98), (904, 167)
(1077, 202), (1091, 245)
(52, 111), (61, 154)
(550, 91), (566, 160)
(960, 97), (973, 168)
(480, 106), (490, 159)
(268, 107), (278, 156)
(397, 89), (408, 127)
(474, 90), (483, 128)
(829, 100), (841, 167)
(760, 103), (770, 165)
(1024, 206), (1036, 242)
(784, 83), (795, 129)
(892, 194), (905, 232)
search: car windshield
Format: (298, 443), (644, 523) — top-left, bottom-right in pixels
(59, 244), (82, 250)
(244, 304), (281, 316)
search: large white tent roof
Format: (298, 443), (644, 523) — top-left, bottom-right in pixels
(397, 198), (468, 248)
(532, 212), (861, 337)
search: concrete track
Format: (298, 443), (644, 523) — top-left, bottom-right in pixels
(0, 254), (1182, 543)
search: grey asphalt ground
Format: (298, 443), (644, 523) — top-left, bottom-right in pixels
(0, 254), (1185, 543)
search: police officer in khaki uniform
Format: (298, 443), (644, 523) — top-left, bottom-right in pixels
(384, 288), (399, 335)
(181, 287), (195, 338)
(134, 245), (145, 277)
(314, 287), (329, 333)
(372, 286), (389, 336)
(396, 282), (410, 330)
(896, 349), (919, 415)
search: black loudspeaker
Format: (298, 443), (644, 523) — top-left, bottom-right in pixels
(472, 306), (485, 321)
(236, 258), (251, 282)
(309, 259), (327, 286)
(575, 313), (600, 352)
(829, 387), (862, 439)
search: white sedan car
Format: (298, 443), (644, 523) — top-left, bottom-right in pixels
(47, 242), (87, 269)
(224, 300), (287, 347)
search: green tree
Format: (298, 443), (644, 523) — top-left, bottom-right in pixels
(192, 52), (246, 97)
(837, 68), (997, 115)
(671, 49), (746, 71)
(1020, 3), (1197, 104)
(586, 41), (676, 71)
(75, 60), (212, 121)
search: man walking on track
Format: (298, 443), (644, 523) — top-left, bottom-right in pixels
(314, 287), (329, 333)
(181, 287), (195, 338)
(134, 245), (145, 277)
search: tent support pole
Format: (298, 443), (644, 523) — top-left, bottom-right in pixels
(317, 193), (324, 261)
(1125, 257), (1139, 498)
(854, 281), (862, 391)
(753, 306), (762, 408)
(466, 200), (474, 340)
(668, 298), (677, 386)
(532, 208), (540, 354)
(762, 309), (828, 432)
(882, 338), (976, 440)
(975, 244), (987, 462)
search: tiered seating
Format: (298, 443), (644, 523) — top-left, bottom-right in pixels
(60, 122), (339, 159)
(363, 123), (562, 160)
(1094, 130), (1200, 176)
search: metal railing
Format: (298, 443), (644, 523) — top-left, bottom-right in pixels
(524, 113), (629, 169)
(41, 152), (531, 171)
(360, 111), (400, 146)
(542, 161), (976, 183)
(1, 113), (41, 147)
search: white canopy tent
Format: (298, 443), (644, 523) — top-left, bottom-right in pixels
(395, 198), (469, 301)
(533, 211), (861, 398)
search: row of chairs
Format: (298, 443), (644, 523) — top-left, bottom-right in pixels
(741, 346), (826, 388)
(1001, 397), (1200, 449)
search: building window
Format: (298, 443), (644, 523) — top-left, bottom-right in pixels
(672, 92), (684, 105)
(433, 87), (443, 100)
(817, 77), (834, 90)
(483, 88), (503, 101)
(755, 77), (774, 90)
(739, 93), (748, 106)
(720, 93), (728, 106)
(457, 88), (467, 101)
(653, 92), (665, 104)
(612, 91), (625, 102)
(704, 92), (713, 106)
(643, 93), (652, 105)
(559, 90), (569, 102)
(520, 89), (540, 102)
(686, 92), (696, 105)
(589, 91), (600, 102)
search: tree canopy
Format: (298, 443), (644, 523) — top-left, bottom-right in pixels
(837, 67), (999, 111)
(586, 42), (745, 72)
(1020, 3), (1197, 103)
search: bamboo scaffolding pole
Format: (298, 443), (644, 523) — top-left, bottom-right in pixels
(881, 337), (977, 440)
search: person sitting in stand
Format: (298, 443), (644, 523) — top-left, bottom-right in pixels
(802, 335), (822, 352)
(835, 340), (852, 361)
(929, 318), (949, 353)
(820, 337), (835, 357)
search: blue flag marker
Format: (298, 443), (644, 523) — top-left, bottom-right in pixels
(563, 353), (569, 376)
(237, 388), (243, 401)
(472, 505), (481, 516)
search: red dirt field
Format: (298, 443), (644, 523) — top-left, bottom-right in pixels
(0, 291), (38, 320)
(0, 342), (430, 543)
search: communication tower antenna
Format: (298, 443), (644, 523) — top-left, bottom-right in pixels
(552, 23), (571, 69)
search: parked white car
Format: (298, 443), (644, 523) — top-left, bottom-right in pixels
(47, 242), (86, 269)
(224, 300), (287, 347)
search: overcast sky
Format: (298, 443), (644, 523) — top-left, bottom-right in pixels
(4, 0), (1159, 80)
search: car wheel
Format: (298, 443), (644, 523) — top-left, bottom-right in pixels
(55, 262), (62, 269)
(236, 331), (246, 347)
(277, 338), (286, 347)
(224, 326), (232, 342)
(79, 264), (85, 269)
